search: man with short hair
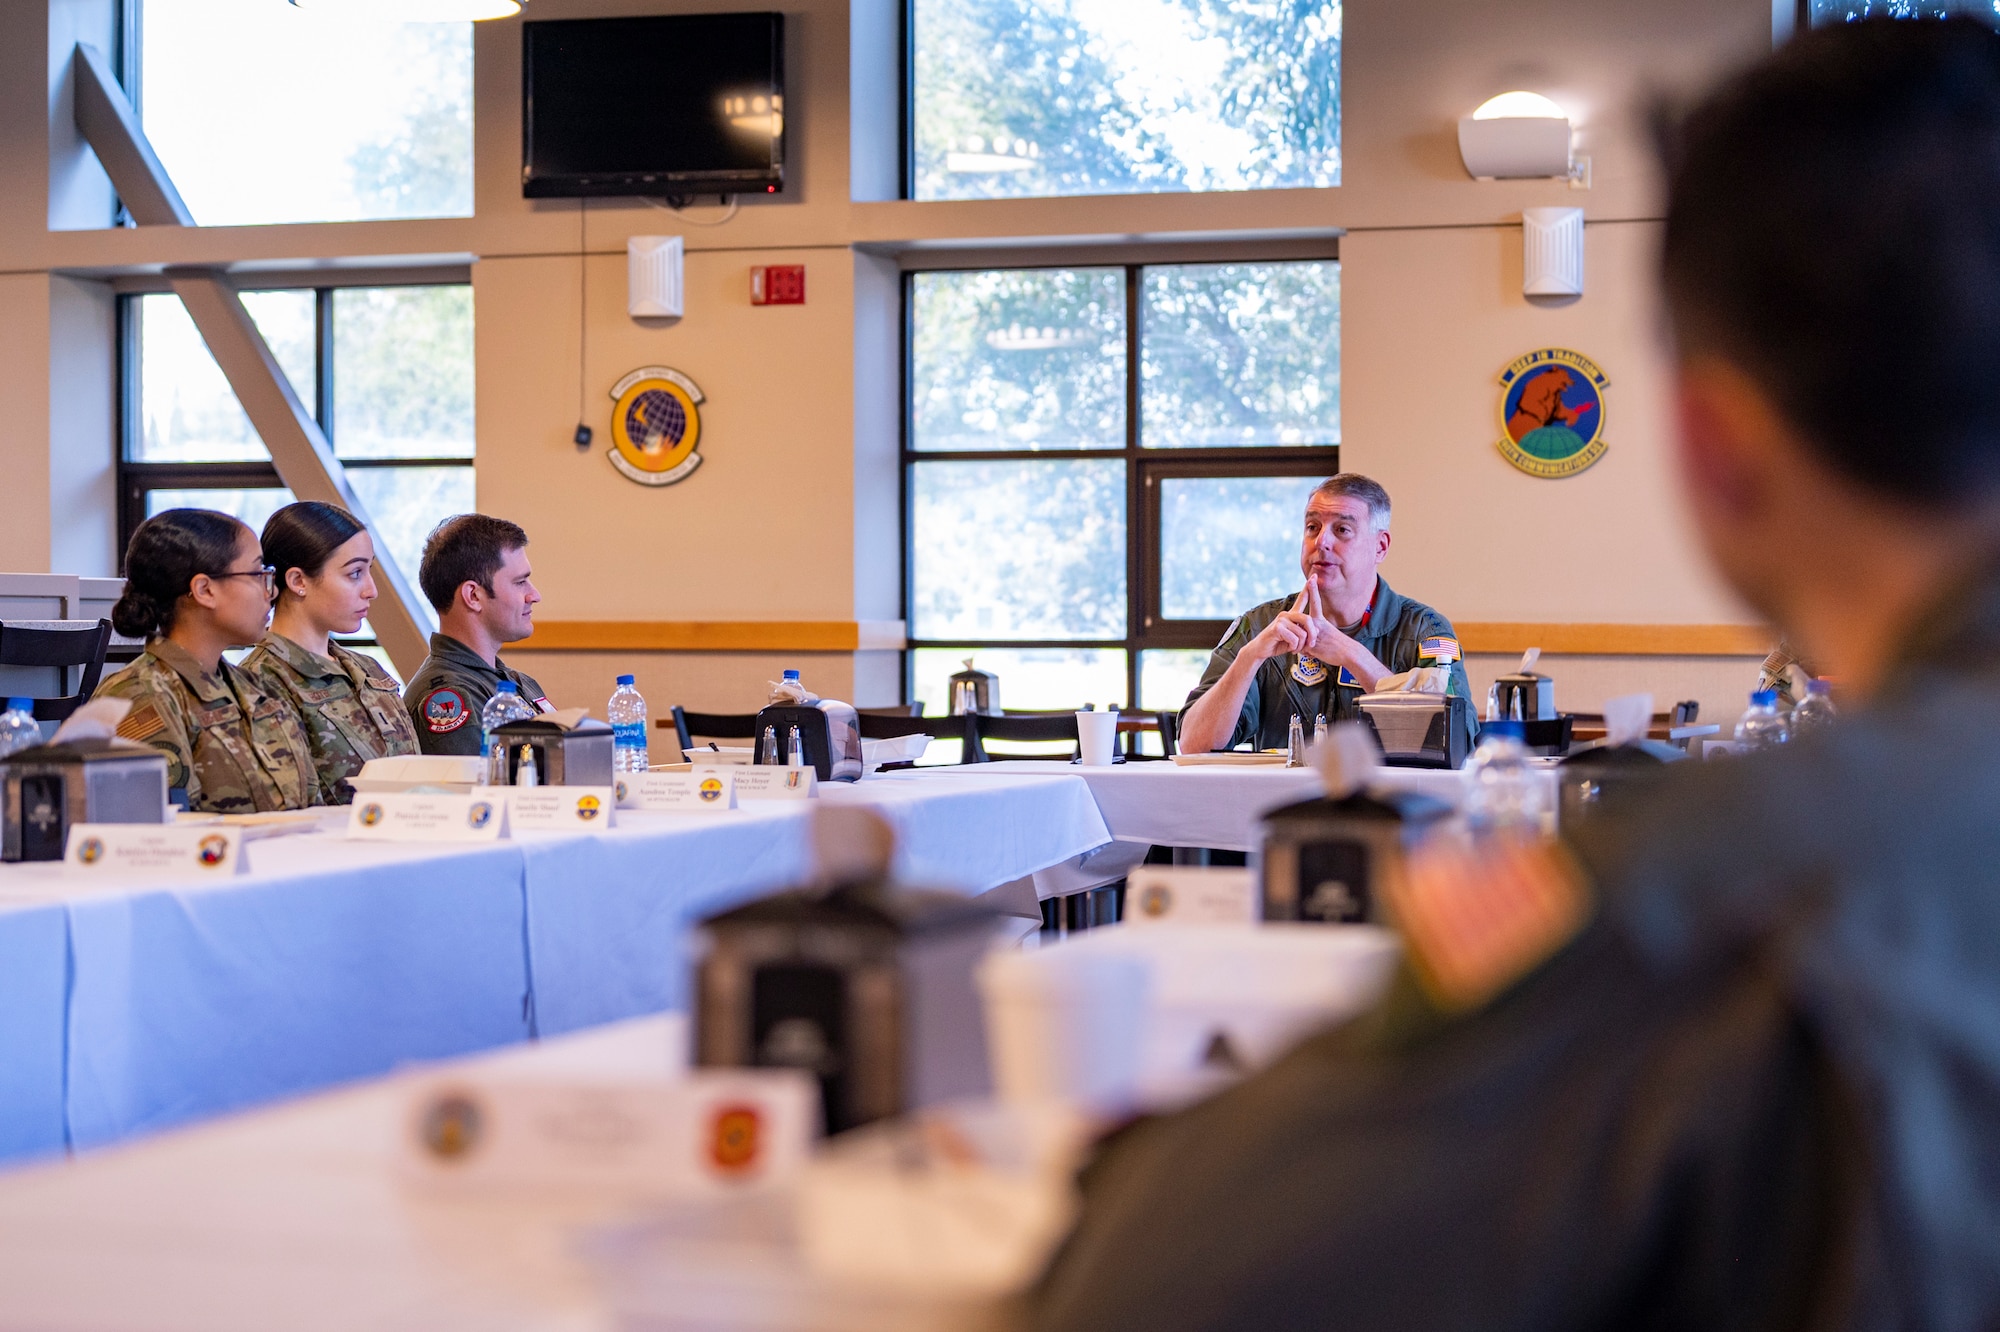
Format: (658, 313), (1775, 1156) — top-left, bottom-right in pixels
(402, 514), (552, 756)
(1178, 473), (1473, 755)
(1036, 18), (2000, 1328)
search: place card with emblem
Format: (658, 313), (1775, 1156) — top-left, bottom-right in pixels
(508, 786), (617, 832)
(63, 824), (247, 879)
(346, 791), (509, 842)
(1123, 866), (1258, 926)
(614, 770), (739, 812)
(711, 764), (817, 801)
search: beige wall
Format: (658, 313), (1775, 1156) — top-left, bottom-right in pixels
(0, 0), (1778, 717)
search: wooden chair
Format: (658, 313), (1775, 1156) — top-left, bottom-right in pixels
(1115, 708), (1179, 759)
(965, 711), (1080, 763)
(663, 706), (760, 759)
(6, 619), (113, 723)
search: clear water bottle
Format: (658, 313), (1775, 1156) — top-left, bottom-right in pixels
(1791, 679), (1837, 733)
(480, 682), (537, 785)
(1463, 720), (1552, 836)
(0, 698), (40, 759)
(608, 673), (649, 772)
(1734, 689), (1791, 750)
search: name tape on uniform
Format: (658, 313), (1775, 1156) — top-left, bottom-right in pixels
(64, 824), (247, 879)
(348, 792), (509, 842)
(507, 786), (617, 832)
(1124, 866), (1259, 926)
(709, 765), (817, 801)
(615, 770), (739, 812)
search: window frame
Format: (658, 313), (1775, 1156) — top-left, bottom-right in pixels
(900, 256), (1341, 711)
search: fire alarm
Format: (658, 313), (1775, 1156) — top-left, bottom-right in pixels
(750, 265), (805, 305)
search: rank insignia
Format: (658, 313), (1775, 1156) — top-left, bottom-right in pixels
(1291, 655), (1329, 686)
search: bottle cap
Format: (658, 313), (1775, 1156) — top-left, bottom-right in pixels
(6, 698), (30, 713)
(1478, 719), (1526, 742)
(1750, 689), (1777, 707)
(1806, 678), (1830, 695)
(783, 669), (801, 680)
(616, 674), (635, 686)
(496, 681), (519, 694)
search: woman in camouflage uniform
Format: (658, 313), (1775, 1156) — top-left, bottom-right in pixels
(241, 502), (418, 804)
(95, 510), (321, 812)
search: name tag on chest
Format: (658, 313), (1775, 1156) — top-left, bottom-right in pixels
(615, 771), (739, 812)
(508, 786), (616, 832)
(347, 792), (508, 842)
(64, 824), (247, 879)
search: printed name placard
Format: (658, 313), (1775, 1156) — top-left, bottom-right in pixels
(614, 770), (738, 812)
(508, 786), (617, 832)
(708, 764), (817, 801)
(64, 824), (247, 879)
(400, 1068), (816, 1197)
(347, 791), (507, 842)
(1124, 866), (1259, 926)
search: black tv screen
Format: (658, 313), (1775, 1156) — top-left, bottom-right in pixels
(522, 13), (785, 198)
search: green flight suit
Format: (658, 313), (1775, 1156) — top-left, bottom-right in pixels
(93, 638), (321, 812)
(241, 633), (420, 804)
(400, 632), (551, 757)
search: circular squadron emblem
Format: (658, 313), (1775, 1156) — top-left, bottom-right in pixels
(608, 365), (706, 487)
(1497, 348), (1609, 479)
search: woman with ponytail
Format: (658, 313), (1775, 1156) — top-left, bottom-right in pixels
(94, 509), (322, 811)
(240, 501), (417, 802)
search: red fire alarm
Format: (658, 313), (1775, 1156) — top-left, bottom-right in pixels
(750, 265), (805, 305)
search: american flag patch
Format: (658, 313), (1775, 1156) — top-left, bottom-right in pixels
(117, 704), (165, 743)
(1383, 835), (1589, 1013)
(1419, 636), (1461, 664)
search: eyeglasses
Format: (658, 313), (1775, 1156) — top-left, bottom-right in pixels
(210, 565), (278, 590)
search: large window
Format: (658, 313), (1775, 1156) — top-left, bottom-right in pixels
(905, 259), (1339, 715)
(1807, 0), (1998, 19)
(118, 283), (476, 639)
(135, 0), (472, 226)
(911, 0), (1341, 201)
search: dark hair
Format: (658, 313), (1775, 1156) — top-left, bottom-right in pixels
(113, 509), (253, 639)
(1311, 473), (1392, 529)
(418, 513), (529, 612)
(1660, 17), (2000, 503)
(263, 501), (367, 597)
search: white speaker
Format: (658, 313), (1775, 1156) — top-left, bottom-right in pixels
(1523, 207), (1584, 297)
(628, 235), (684, 318)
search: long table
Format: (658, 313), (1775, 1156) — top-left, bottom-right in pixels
(0, 772), (1111, 1165)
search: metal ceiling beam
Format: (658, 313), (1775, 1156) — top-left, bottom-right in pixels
(69, 44), (433, 678)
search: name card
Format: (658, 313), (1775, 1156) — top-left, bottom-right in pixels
(614, 770), (738, 812)
(64, 824), (247, 879)
(348, 791), (507, 842)
(1124, 866), (1259, 926)
(400, 1068), (817, 1197)
(508, 786), (617, 832)
(709, 764), (817, 801)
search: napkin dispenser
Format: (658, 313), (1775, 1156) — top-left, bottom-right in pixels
(1558, 741), (1682, 828)
(694, 882), (1002, 1134)
(1493, 670), (1556, 722)
(490, 717), (614, 786)
(1258, 787), (1451, 924)
(2, 739), (168, 862)
(753, 701), (863, 782)
(947, 658), (1002, 716)
(1354, 693), (1473, 770)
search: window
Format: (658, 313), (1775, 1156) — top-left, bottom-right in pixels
(118, 283), (476, 642)
(910, 0), (1341, 201)
(905, 259), (1339, 717)
(135, 0), (472, 226)
(1806, 0), (1997, 20)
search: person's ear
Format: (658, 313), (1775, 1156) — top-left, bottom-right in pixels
(1674, 358), (1781, 524)
(1375, 526), (1391, 561)
(186, 573), (222, 609)
(458, 580), (485, 615)
(283, 567), (312, 601)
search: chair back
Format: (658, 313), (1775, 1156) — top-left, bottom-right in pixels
(858, 711), (975, 767)
(857, 703), (922, 718)
(2, 619), (113, 723)
(965, 711), (1080, 762)
(664, 706), (762, 759)
(1670, 699), (1700, 726)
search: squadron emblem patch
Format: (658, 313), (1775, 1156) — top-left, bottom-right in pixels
(421, 687), (471, 734)
(1497, 348), (1609, 479)
(1291, 655), (1329, 686)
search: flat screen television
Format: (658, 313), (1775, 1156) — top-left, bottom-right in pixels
(522, 13), (785, 199)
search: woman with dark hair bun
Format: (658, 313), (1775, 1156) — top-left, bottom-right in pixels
(241, 501), (417, 803)
(93, 509), (321, 812)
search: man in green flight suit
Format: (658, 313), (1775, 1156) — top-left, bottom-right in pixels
(402, 513), (554, 757)
(1034, 18), (2000, 1329)
(1179, 472), (1474, 756)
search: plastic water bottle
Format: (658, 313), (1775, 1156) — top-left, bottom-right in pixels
(0, 698), (40, 759)
(608, 674), (649, 772)
(1791, 679), (1837, 733)
(1735, 689), (1791, 750)
(1463, 720), (1551, 836)
(480, 682), (537, 785)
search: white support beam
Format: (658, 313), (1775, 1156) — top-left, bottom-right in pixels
(69, 43), (433, 678)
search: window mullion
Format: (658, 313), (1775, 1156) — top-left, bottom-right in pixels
(315, 288), (335, 443)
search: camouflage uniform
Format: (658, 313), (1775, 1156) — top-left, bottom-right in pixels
(401, 632), (551, 757)
(93, 638), (321, 812)
(240, 632), (419, 804)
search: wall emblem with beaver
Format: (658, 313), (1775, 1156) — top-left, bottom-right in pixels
(1496, 348), (1609, 478)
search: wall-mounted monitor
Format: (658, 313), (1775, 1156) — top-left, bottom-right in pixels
(522, 13), (785, 199)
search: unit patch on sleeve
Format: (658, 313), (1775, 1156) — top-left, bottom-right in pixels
(421, 687), (472, 734)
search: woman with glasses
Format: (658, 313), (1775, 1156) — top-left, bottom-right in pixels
(93, 508), (322, 812)
(241, 502), (417, 803)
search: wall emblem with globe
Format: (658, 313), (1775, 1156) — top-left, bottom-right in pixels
(1496, 348), (1609, 479)
(608, 365), (706, 487)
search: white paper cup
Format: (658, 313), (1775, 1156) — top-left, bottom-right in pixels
(1075, 710), (1119, 766)
(976, 948), (1149, 1110)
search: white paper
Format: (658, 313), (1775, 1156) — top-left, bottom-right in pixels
(347, 791), (508, 841)
(719, 765), (817, 801)
(507, 786), (617, 832)
(1123, 866), (1259, 925)
(613, 770), (738, 812)
(64, 823), (245, 878)
(1602, 693), (1653, 747)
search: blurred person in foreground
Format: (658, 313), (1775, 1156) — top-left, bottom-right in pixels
(403, 514), (553, 755)
(1036, 18), (2000, 1329)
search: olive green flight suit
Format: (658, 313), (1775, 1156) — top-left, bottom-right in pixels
(400, 632), (551, 758)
